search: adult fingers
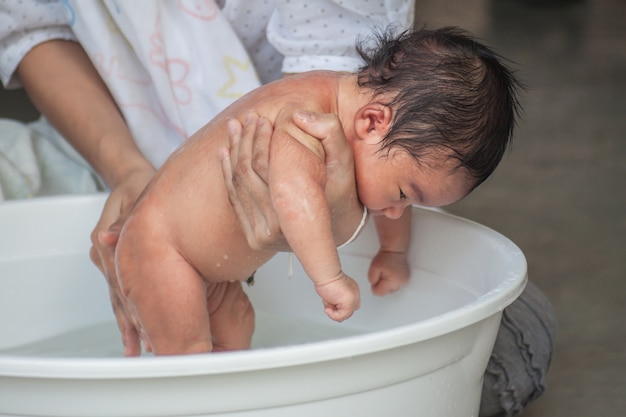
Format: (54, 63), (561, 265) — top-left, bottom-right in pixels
(292, 110), (353, 169)
(219, 146), (260, 247)
(249, 115), (272, 182)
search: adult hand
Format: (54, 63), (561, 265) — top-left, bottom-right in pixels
(89, 166), (156, 356)
(220, 113), (283, 251)
(291, 111), (357, 209)
(220, 110), (358, 251)
(18, 39), (161, 354)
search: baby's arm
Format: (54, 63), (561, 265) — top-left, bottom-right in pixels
(268, 113), (360, 322)
(368, 209), (412, 296)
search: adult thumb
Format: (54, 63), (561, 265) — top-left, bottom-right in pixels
(293, 110), (352, 166)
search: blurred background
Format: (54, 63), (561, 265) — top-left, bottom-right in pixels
(416, 1), (625, 416)
(1, 1), (624, 415)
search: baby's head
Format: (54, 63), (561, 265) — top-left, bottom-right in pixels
(355, 26), (522, 191)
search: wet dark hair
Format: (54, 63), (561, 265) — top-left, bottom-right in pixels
(356, 26), (522, 187)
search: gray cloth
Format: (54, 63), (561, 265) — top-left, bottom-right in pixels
(480, 280), (557, 417)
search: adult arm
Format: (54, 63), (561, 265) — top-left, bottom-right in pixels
(17, 39), (155, 355)
(16, 40), (154, 190)
(3, 2), (154, 233)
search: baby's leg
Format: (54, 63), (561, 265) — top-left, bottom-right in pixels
(206, 281), (255, 352)
(116, 220), (213, 355)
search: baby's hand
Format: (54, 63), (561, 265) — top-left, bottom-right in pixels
(314, 272), (361, 322)
(368, 250), (410, 296)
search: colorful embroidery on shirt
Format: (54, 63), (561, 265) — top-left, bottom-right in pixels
(217, 55), (257, 99)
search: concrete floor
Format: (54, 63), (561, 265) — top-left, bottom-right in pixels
(1, 1), (624, 415)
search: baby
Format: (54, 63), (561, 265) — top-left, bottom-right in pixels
(115, 27), (521, 355)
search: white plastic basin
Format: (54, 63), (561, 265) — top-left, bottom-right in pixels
(0, 194), (526, 417)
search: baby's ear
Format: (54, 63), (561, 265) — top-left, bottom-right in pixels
(354, 103), (393, 144)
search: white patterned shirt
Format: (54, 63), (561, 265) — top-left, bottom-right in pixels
(0, 0), (414, 168)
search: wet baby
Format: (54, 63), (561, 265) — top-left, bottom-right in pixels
(114, 27), (521, 355)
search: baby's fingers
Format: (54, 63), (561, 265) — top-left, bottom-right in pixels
(323, 295), (360, 322)
(324, 303), (354, 322)
(371, 278), (399, 296)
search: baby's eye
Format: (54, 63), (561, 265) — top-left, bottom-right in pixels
(399, 189), (407, 200)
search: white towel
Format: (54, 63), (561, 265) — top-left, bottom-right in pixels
(0, 118), (102, 201)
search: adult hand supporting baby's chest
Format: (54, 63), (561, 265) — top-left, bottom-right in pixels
(221, 110), (362, 251)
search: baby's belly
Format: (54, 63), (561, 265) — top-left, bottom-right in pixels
(191, 221), (276, 284)
(155, 167), (271, 283)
